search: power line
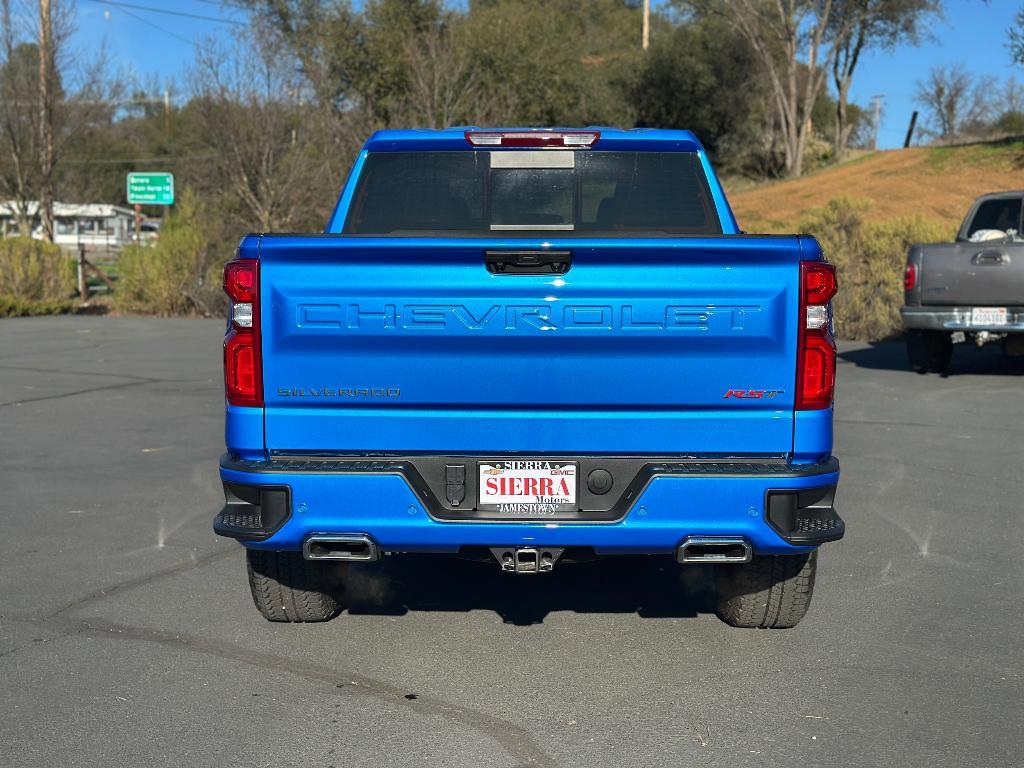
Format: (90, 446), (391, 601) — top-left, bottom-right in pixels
(63, 152), (221, 165)
(110, 5), (197, 45)
(2, 96), (187, 104)
(85, 0), (246, 26)
(190, 0), (252, 11)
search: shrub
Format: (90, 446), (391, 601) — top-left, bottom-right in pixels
(116, 189), (225, 316)
(0, 296), (77, 317)
(0, 237), (76, 301)
(799, 198), (952, 340)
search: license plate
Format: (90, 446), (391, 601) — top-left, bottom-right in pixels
(971, 307), (1007, 326)
(478, 460), (578, 514)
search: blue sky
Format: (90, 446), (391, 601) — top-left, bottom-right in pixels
(73, 0), (1022, 149)
(850, 0), (1021, 147)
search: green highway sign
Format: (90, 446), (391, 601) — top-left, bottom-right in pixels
(127, 172), (174, 205)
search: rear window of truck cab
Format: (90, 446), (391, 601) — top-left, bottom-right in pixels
(343, 150), (722, 236)
(964, 197), (1023, 240)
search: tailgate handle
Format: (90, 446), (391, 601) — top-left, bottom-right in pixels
(485, 250), (572, 275)
(973, 250), (1008, 265)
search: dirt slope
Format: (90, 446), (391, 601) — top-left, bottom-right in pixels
(727, 139), (1024, 234)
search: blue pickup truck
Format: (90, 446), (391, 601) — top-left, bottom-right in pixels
(214, 127), (843, 629)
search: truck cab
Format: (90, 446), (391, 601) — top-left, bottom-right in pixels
(214, 128), (843, 628)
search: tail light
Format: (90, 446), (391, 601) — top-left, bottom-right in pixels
(464, 130), (600, 148)
(797, 261), (837, 410)
(223, 259), (262, 407)
(904, 262), (917, 291)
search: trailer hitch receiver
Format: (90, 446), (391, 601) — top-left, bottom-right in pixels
(489, 547), (565, 574)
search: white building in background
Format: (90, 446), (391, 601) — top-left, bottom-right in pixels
(0, 201), (150, 253)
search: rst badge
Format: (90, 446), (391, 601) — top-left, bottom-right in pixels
(722, 389), (785, 399)
(477, 461), (578, 515)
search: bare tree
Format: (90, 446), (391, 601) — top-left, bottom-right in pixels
(699, 0), (854, 177)
(402, 21), (511, 128)
(0, 0), (39, 233)
(0, 0), (119, 240)
(1002, 77), (1024, 115)
(189, 35), (341, 232)
(829, 0), (939, 160)
(915, 63), (996, 141)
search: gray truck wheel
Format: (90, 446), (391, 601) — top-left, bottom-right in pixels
(905, 330), (952, 374)
(246, 549), (345, 622)
(714, 551), (817, 629)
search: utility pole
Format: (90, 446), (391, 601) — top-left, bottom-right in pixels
(38, 0), (55, 243)
(870, 94), (886, 151)
(163, 88), (170, 139)
(903, 111), (919, 149)
(642, 0), (650, 50)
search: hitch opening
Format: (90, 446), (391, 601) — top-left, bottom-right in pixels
(489, 547), (564, 574)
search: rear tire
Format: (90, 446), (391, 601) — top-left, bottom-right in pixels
(246, 549), (345, 622)
(714, 552), (817, 629)
(905, 330), (952, 374)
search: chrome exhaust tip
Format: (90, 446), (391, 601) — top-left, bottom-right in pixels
(676, 536), (752, 564)
(303, 534), (380, 562)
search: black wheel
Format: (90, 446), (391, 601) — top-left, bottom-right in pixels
(905, 330), (952, 374)
(246, 549), (345, 622)
(714, 551), (817, 629)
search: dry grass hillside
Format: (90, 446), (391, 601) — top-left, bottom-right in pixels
(726, 138), (1024, 340)
(728, 138), (1024, 234)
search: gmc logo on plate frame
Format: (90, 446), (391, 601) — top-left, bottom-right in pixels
(723, 389), (785, 399)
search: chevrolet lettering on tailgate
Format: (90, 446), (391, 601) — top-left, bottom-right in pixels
(297, 302), (764, 332)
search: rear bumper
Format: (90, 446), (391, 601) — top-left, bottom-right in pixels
(901, 305), (1024, 332)
(215, 455), (842, 556)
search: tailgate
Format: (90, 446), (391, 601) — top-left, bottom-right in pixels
(258, 236), (801, 455)
(921, 242), (1024, 306)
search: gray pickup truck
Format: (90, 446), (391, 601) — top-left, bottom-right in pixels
(902, 191), (1024, 372)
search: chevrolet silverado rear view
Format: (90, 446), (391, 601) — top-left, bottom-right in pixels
(214, 128), (844, 629)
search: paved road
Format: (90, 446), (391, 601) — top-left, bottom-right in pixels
(1, 317), (1021, 767)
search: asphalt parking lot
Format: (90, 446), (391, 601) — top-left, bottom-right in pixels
(1, 316), (1022, 767)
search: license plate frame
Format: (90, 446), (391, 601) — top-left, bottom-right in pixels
(970, 307), (1007, 326)
(477, 460), (579, 515)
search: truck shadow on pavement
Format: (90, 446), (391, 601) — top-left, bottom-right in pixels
(839, 341), (1024, 376)
(339, 555), (714, 626)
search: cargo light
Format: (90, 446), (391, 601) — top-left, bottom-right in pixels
(904, 262), (917, 291)
(223, 259), (262, 407)
(464, 130), (600, 148)
(796, 261), (838, 410)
